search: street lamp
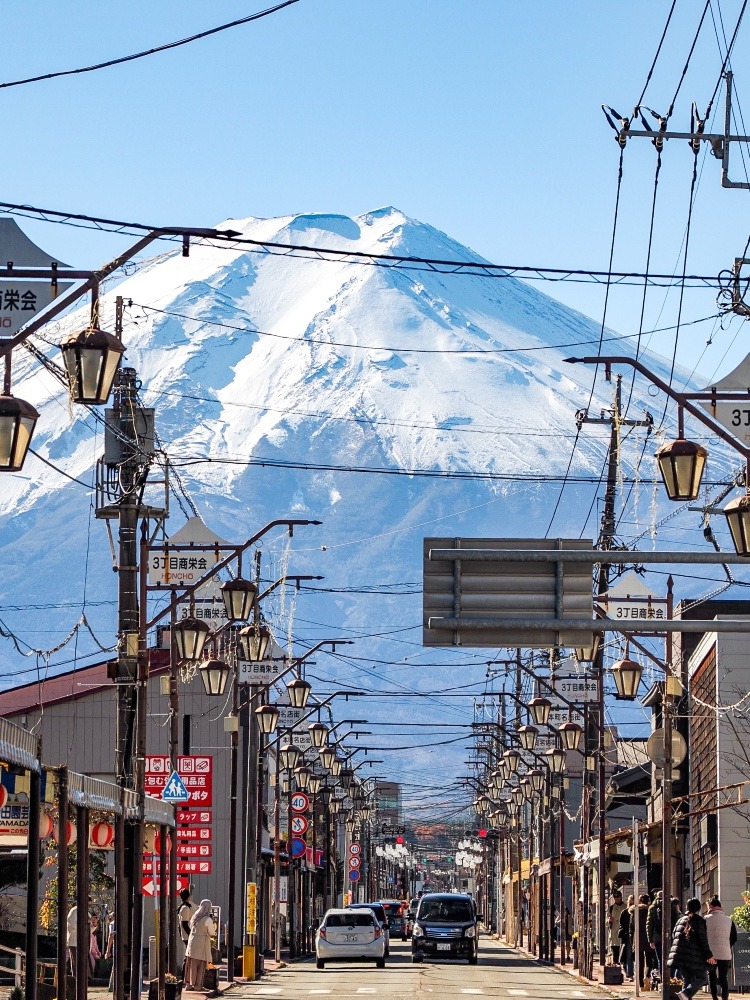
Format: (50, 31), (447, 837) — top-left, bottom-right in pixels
(558, 721), (583, 752)
(198, 658), (230, 697)
(238, 621), (272, 662)
(518, 725), (538, 751)
(723, 492), (750, 556)
(503, 749), (521, 773)
(575, 633), (601, 664)
(172, 617), (211, 662)
(60, 325), (125, 405)
(546, 747), (566, 774)
(220, 578), (258, 622)
(308, 773), (323, 795)
(0, 393), (39, 472)
(655, 435), (708, 501)
(294, 765), (312, 790)
(308, 722), (329, 749)
(611, 656), (643, 701)
(529, 697), (552, 727)
(330, 757), (342, 777)
(279, 743), (300, 771)
(318, 747), (336, 770)
(528, 769), (546, 794)
(287, 677), (312, 709)
(255, 703), (280, 734)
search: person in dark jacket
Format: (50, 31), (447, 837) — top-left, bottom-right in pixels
(667, 898), (717, 1000)
(647, 891), (682, 971)
(619, 895), (635, 980)
(631, 894), (655, 988)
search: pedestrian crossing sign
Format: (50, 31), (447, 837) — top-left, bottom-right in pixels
(161, 770), (190, 803)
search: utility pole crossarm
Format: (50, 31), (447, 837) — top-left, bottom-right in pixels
(566, 354), (750, 461)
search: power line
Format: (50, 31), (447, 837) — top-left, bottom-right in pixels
(0, 1), (302, 90)
(0, 201), (723, 288)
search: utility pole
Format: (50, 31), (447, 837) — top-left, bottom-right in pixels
(576, 374), (652, 977)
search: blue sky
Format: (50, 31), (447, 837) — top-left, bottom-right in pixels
(3, 1), (750, 377)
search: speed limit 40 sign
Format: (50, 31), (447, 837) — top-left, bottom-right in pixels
(291, 792), (309, 813)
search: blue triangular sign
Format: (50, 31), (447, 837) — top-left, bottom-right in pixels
(162, 770), (190, 803)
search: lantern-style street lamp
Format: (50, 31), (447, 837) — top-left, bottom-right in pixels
(528, 768), (546, 794)
(255, 703), (280, 734)
(529, 697), (552, 727)
(199, 658), (230, 697)
(319, 747), (336, 770)
(611, 656), (643, 701)
(287, 677), (311, 709)
(60, 326), (125, 405)
(546, 747), (566, 774)
(295, 766), (312, 790)
(220, 578), (257, 622)
(503, 749), (521, 773)
(308, 722), (329, 749)
(279, 743), (300, 771)
(308, 773), (323, 794)
(724, 492), (750, 556)
(558, 721), (583, 752)
(238, 621), (272, 662)
(330, 757), (342, 777)
(656, 436), (708, 501)
(0, 393), (39, 472)
(518, 725), (538, 752)
(172, 617), (211, 662)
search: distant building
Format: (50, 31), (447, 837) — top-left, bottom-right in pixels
(688, 615), (750, 909)
(374, 781), (401, 830)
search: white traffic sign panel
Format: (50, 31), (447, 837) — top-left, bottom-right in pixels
(291, 815), (308, 835)
(291, 792), (309, 813)
(148, 516), (229, 588)
(162, 770), (190, 803)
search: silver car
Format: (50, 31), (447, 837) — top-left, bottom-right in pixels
(316, 907), (386, 969)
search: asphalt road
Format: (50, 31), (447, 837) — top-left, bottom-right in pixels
(228, 936), (620, 1000)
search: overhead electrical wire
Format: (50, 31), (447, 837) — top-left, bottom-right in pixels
(0, 201), (723, 289)
(129, 301), (720, 357)
(0, 1), (302, 90)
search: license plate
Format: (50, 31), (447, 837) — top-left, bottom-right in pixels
(344, 934), (358, 942)
(437, 942), (451, 951)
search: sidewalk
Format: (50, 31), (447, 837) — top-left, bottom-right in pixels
(509, 942), (640, 1000)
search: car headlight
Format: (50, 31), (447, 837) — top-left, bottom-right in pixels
(464, 926), (476, 939)
(412, 924), (424, 938)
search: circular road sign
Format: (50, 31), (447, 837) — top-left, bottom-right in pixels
(290, 837), (307, 858)
(646, 727), (687, 768)
(348, 869), (360, 882)
(349, 856), (361, 869)
(291, 815), (308, 835)
(291, 792), (309, 813)
(349, 842), (361, 855)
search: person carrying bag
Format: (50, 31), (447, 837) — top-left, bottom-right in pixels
(183, 899), (215, 992)
(667, 898), (716, 1000)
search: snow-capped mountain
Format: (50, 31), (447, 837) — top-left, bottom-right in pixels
(0, 208), (732, 798)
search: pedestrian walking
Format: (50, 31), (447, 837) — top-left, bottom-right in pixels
(177, 888), (197, 973)
(609, 888), (626, 965)
(66, 904), (77, 978)
(648, 890), (680, 971)
(619, 894), (635, 980)
(667, 897), (717, 1000)
(89, 913), (101, 978)
(183, 899), (215, 992)
(104, 916), (115, 993)
(704, 896), (737, 1000)
(632, 893), (655, 988)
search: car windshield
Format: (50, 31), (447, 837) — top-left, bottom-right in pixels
(419, 899), (474, 922)
(349, 904), (385, 922)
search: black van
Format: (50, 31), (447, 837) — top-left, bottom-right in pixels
(411, 893), (478, 964)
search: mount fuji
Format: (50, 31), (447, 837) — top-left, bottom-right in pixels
(0, 207), (729, 804)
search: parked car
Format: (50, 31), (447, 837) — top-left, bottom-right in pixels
(316, 907), (386, 969)
(380, 899), (409, 941)
(346, 901), (390, 956)
(411, 892), (478, 964)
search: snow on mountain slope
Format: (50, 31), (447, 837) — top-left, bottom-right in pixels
(0, 208), (727, 792)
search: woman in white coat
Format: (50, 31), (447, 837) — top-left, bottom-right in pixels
(184, 900), (215, 991)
